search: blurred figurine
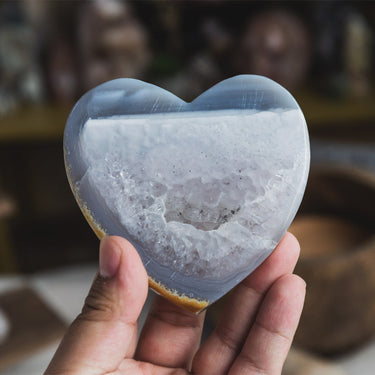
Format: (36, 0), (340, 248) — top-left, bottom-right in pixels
(158, 17), (231, 101)
(0, 2), (44, 115)
(202, 18), (233, 57)
(160, 53), (222, 101)
(46, 38), (78, 104)
(237, 10), (311, 91)
(78, 0), (151, 91)
(344, 12), (372, 98)
(0, 309), (9, 344)
(312, 2), (347, 97)
(313, 3), (373, 99)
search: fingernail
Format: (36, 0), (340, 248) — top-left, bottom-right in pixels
(99, 237), (121, 278)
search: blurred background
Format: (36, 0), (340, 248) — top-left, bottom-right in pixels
(0, 0), (374, 374)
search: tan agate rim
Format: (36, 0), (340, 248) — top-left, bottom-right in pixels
(80, 201), (209, 314)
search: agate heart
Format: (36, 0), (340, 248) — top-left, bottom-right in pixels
(64, 75), (310, 313)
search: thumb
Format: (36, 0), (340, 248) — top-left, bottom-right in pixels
(45, 236), (149, 375)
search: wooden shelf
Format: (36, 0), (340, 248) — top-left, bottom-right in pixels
(0, 94), (374, 142)
(295, 92), (375, 127)
(0, 105), (70, 142)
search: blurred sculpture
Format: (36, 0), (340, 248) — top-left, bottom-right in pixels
(312, 2), (346, 97)
(0, 309), (9, 344)
(313, 2), (373, 98)
(159, 17), (230, 101)
(0, 3), (44, 115)
(237, 10), (311, 90)
(160, 54), (222, 102)
(78, 0), (151, 91)
(344, 11), (372, 98)
(46, 38), (78, 104)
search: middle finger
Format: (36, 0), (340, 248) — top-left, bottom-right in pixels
(192, 232), (300, 375)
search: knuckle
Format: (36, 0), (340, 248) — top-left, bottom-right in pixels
(79, 275), (117, 322)
(216, 324), (241, 353)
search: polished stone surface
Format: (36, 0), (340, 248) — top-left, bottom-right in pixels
(64, 75), (310, 310)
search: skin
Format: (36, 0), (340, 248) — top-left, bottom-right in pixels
(45, 232), (305, 375)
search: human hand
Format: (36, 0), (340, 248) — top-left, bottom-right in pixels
(45, 233), (305, 375)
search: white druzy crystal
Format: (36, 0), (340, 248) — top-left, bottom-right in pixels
(79, 109), (307, 278)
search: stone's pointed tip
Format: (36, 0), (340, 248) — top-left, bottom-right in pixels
(148, 277), (209, 314)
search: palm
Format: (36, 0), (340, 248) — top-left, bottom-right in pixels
(45, 234), (305, 375)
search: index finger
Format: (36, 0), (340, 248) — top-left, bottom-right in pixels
(135, 295), (206, 370)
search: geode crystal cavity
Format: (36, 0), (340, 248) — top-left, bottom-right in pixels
(64, 75), (310, 312)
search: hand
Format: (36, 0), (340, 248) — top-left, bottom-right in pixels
(45, 233), (305, 375)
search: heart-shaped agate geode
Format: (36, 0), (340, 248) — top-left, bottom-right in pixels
(64, 75), (310, 312)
